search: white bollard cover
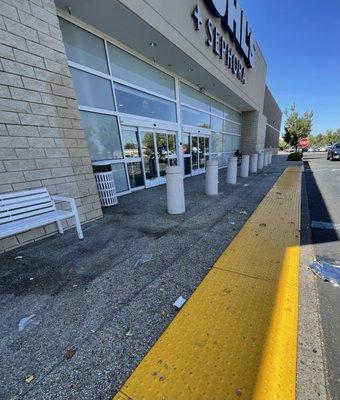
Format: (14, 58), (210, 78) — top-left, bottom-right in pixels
(227, 157), (238, 185)
(166, 166), (185, 215)
(250, 153), (258, 173)
(205, 159), (219, 196)
(240, 155), (250, 178)
(258, 152), (264, 170)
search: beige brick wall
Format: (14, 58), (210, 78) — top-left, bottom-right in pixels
(0, 0), (102, 252)
(264, 85), (282, 153)
(240, 110), (267, 155)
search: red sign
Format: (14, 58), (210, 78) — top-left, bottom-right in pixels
(299, 137), (309, 148)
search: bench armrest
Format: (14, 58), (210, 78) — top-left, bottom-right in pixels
(51, 195), (83, 240)
(51, 195), (77, 214)
(51, 195), (73, 204)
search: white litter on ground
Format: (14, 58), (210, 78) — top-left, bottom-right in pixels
(309, 259), (340, 287)
(173, 296), (186, 310)
(18, 315), (41, 332)
(135, 253), (153, 267)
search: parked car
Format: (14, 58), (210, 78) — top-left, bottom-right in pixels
(318, 147), (327, 152)
(327, 143), (340, 161)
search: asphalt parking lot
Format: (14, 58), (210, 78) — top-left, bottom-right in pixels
(0, 156), (294, 400)
(303, 152), (340, 400)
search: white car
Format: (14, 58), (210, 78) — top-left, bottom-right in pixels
(318, 147), (327, 152)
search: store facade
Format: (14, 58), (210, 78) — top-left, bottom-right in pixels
(58, 14), (244, 195)
(0, 0), (281, 250)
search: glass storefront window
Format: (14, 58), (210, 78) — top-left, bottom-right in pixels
(111, 163), (129, 192)
(80, 111), (123, 161)
(115, 84), (177, 122)
(199, 137), (205, 169)
(59, 18), (109, 74)
(70, 67), (115, 111)
(122, 130), (140, 158)
(156, 133), (167, 177)
(182, 106), (210, 128)
(184, 157), (191, 175)
(224, 120), (235, 134)
(141, 132), (157, 180)
(107, 43), (175, 99)
(205, 137), (210, 154)
(180, 83), (210, 112)
(192, 136), (198, 170)
(168, 134), (177, 157)
(233, 135), (241, 150)
(211, 115), (223, 132)
(127, 162), (144, 189)
(223, 134), (233, 151)
(182, 134), (190, 155)
(211, 99), (224, 117)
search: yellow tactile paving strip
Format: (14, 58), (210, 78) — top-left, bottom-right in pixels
(113, 167), (301, 400)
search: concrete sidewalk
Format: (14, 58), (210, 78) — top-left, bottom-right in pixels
(0, 156), (298, 400)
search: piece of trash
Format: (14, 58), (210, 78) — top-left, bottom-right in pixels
(309, 258), (340, 287)
(126, 329), (133, 337)
(24, 374), (34, 384)
(239, 210), (248, 215)
(229, 221), (235, 225)
(29, 278), (34, 281)
(135, 254), (153, 267)
(243, 184), (249, 187)
(18, 315), (41, 332)
(64, 348), (76, 360)
(236, 388), (243, 397)
(173, 296), (186, 310)
(15, 256), (23, 260)
(72, 284), (78, 288)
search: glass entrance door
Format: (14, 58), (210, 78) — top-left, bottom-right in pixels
(140, 130), (178, 188)
(189, 133), (210, 176)
(121, 128), (145, 190)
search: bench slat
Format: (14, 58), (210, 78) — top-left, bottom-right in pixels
(0, 197), (53, 212)
(0, 206), (56, 225)
(1, 193), (52, 208)
(0, 188), (49, 200)
(2, 202), (55, 218)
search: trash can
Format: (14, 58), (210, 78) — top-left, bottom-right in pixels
(93, 165), (118, 207)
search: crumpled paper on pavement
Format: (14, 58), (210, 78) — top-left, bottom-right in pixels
(309, 258), (340, 287)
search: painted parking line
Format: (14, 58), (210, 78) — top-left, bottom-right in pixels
(113, 167), (302, 400)
(311, 220), (340, 230)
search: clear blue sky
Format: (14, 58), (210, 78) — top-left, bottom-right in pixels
(242, 0), (340, 134)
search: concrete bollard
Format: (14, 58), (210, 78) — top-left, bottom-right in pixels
(250, 153), (258, 173)
(166, 166), (185, 214)
(227, 156), (238, 184)
(263, 151), (269, 167)
(205, 159), (219, 196)
(258, 151), (264, 170)
(240, 155), (250, 178)
(268, 151), (273, 164)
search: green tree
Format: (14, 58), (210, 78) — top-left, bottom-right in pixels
(279, 138), (289, 150)
(283, 104), (314, 150)
(308, 129), (340, 148)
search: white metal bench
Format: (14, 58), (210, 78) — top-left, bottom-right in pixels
(0, 188), (84, 241)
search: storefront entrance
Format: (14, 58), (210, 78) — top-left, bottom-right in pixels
(121, 126), (178, 189)
(140, 130), (177, 188)
(182, 132), (210, 177)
